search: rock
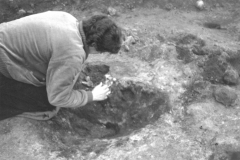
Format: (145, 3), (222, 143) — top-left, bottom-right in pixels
(175, 34), (206, 63)
(122, 44), (130, 52)
(177, 34), (205, 46)
(203, 22), (222, 30)
(226, 52), (240, 75)
(122, 36), (136, 52)
(26, 9), (34, 14)
(192, 46), (208, 56)
(213, 86), (238, 107)
(192, 80), (211, 94)
(195, 0), (205, 10)
(124, 36), (136, 45)
(202, 54), (228, 84)
(176, 46), (194, 64)
(107, 7), (117, 16)
(18, 9), (26, 15)
(223, 67), (239, 85)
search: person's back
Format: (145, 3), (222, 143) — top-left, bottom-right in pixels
(0, 11), (85, 86)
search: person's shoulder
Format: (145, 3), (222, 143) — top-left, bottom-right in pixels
(29, 11), (77, 25)
(43, 11), (76, 19)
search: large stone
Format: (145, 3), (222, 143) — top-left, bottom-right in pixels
(175, 34), (206, 64)
(176, 45), (194, 64)
(202, 53), (228, 84)
(226, 51), (240, 74)
(223, 67), (239, 85)
(213, 86), (238, 107)
(176, 34), (205, 47)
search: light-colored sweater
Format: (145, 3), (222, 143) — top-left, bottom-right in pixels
(0, 11), (93, 108)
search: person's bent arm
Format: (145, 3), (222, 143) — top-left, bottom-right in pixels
(46, 60), (110, 108)
(46, 60), (93, 108)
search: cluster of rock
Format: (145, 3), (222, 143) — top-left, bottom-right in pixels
(176, 34), (239, 108)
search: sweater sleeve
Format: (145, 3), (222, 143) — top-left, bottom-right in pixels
(46, 59), (93, 108)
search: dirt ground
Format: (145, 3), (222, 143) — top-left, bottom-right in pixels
(0, 0), (240, 160)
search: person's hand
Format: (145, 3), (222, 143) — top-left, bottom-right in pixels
(92, 82), (111, 101)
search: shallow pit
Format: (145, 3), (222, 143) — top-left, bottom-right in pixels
(66, 80), (170, 138)
(33, 64), (170, 158)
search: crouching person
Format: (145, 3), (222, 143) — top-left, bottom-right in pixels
(0, 11), (122, 120)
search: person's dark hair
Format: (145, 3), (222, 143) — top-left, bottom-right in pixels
(82, 15), (122, 54)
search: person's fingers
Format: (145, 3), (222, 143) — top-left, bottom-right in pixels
(102, 86), (110, 93)
(99, 88), (108, 94)
(101, 84), (109, 89)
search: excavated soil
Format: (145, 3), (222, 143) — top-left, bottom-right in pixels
(0, 0), (240, 160)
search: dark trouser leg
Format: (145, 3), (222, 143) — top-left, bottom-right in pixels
(0, 73), (57, 121)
